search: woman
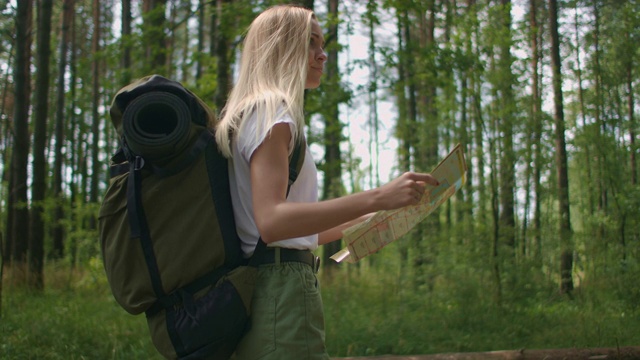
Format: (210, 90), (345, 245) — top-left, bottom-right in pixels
(216, 5), (439, 359)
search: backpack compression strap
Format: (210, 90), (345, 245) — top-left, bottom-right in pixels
(110, 130), (213, 179)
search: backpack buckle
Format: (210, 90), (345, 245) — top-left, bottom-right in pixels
(134, 156), (145, 171)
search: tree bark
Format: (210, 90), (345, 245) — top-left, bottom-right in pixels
(51, 0), (74, 260)
(529, 0), (543, 263)
(10, 0), (33, 283)
(496, 0), (516, 263)
(320, 0), (343, 270)
(142, 0), (168, 73)
(196, 0), (205, 81)
(548, 0), (573, 295)
(29, 0), (54, 290)
(121, 0), (132, 85)
(89, 0), (101, 212)
(1, 44), (15, 265)
(214, 0), (232, 111)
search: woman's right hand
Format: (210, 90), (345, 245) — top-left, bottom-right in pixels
(372, 172), (440, 211)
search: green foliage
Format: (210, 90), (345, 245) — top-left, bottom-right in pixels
(322, 260), (640, 357)
(1, 266), (160, 360)
(1, 255), (639, 359)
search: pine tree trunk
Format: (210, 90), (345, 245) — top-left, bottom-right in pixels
(548, 0), (573, 295)
(10, 0), (33, 284)
(196, 0), (205, 81)
(51, 0), (74, 260)
(1, 44), (14, 265)
(214, 0), (232, 111)
(121, 0), (132, 85)
(321, 0), (342, 270)
(89, 0), (101, 213)
(29, 0), (53, 290)
(530, 0), (543, 263)
(496, 0), (516, 265)
(143, 0), (168, 72)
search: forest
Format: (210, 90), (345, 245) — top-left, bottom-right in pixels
(1, 0), (639, 358)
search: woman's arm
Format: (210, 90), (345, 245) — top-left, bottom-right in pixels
(317, 213), (373, 245)
(250, 123), (439, 244)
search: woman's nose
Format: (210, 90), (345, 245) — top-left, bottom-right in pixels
(318, 50), (327, 62)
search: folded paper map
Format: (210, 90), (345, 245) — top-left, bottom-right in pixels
(330, 144), (468, 263)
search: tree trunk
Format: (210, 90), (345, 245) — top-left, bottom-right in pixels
(572, 3), (594, 217)
(89, 0), (101, 213)
(395, 9), (412, 266)
(214, 0), (232, 111)
(29, 0), (53, 290)
(320, 0), (343, 270)
(529, 0), (543, 263)
(10, 0), (33, 284)
(68, 8), (79, 268)
(1, 44), (15, 265)
(121, 0), (132, 85)
(548, 0), (573, 295)
(626, 27), (636, 186)
(51, 0), (74, 260)
(592, 2), (607, 248)
(142, 0), (168, 73)
(195, 0), (205, 82)
(366, 0), (380, 189)
(497, 0), (516, 265)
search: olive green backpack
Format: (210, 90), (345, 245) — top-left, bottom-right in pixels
(98, 75), (304, 359)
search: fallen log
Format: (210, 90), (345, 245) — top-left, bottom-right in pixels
(332, 346), (640, 360)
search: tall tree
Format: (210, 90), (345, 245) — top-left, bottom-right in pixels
(366, 0), (380, 188)
(89, 0), (101, 209)
(623, 5), (637, 186)
(414, 0), (438, 289)
(196, 0), (205, 82)
(142, 0), (168, 73)
(29, 0), (53, 290)
(320, 0), (343, 269)
(529, 0), (544, 262)
(52, 0), (75, 259)
(496, 0), (517, 264)
(214, 0), (232, 111)
(2, 46), (15, 266)
(120, 0), (132, 85)
(10, 0), (33, 283)
(548, 0), (573, 294)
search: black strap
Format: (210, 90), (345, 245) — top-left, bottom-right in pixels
(127, 156), (165, 298)
(109, 131), (213, 179)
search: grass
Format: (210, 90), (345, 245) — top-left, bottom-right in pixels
(1, 260), (638, 359)
(321, 263), (640, 357)
(1, 260), (161, 360)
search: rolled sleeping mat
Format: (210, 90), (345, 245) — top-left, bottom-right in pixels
(121, 91), (193, 163)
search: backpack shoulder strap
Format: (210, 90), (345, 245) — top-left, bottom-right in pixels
(287, 138), (305, 192)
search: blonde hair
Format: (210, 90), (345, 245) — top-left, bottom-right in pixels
(215, 5), (315, 158)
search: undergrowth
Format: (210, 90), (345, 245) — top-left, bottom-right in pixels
(1, 258), (638, 359)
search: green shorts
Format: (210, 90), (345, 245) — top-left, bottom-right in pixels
(233, 261), (329, 360)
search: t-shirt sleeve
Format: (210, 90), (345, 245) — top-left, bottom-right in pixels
(237, 112), (297, 162)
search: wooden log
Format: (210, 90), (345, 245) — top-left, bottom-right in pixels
(332, 346), (640, 360)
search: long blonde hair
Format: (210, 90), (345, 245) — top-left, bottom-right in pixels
(215, 5), (315, 158)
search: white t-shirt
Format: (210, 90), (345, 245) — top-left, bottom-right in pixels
(229, 111), (319, 257)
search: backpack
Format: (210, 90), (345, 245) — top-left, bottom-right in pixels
(98, 75), (305, 359)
